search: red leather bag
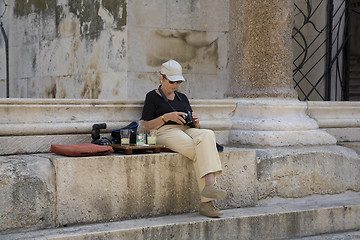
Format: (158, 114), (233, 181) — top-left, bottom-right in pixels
(50, 143), (113, 157)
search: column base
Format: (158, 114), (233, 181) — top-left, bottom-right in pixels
(229, 98), (337, 147)
(230, 129), (337, 147)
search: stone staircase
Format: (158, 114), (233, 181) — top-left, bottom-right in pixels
(2, 191), (360, 240)
(1, 145), (360, 239)
(349, 55), (360, 101)
(1, 99), (360, 239)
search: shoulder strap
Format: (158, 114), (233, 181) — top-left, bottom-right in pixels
(158, 85), (169, 103)
(158, 85), (176, 111)
(174, 91), (190, 112)
(158, 85), (190, 112)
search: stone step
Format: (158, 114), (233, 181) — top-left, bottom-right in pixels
(289, 230), (360, 240)
(348, 96), (360, 101)
(2, 192), (360, 240)
(1, 145), (359, 234)
(349, 86), (360, 91)
(350, 71), (360, 76)
(0, 149), (257, 233)
(349, 78), (360, 84)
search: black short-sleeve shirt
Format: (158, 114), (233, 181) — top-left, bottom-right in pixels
(141, 89), (193, 125)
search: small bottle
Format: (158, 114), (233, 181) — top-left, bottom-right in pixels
(136, 120), (146, 146)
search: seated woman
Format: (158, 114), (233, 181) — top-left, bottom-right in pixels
(141, 59), (227, 218)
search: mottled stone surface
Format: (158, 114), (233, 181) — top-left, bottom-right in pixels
(227, 0), (298, 98)
(229, 98), (337, 146)
(0, 154), (56, 233)
(1, 146), (360, 234)
(0, 0), (229, 99)
(3, 192), (360, 240)
(0, 135), (92, 155)
(52, 150), (257, 226)
(0, 98), (236, 154)
(256, 145), (360, 199)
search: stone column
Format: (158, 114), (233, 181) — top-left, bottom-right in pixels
(226, 0), (337, 146)
(227, 0), (297, 98)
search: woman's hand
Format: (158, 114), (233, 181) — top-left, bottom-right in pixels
(191, 112), (201, 128)
(163, 112), (187, 125)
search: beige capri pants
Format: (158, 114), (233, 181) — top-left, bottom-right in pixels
(156, 124), (223, 202)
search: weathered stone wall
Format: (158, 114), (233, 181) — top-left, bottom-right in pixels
(1, 0), (128, 99)
(1, 1), (358, 100)
(0, 0), (229, 99)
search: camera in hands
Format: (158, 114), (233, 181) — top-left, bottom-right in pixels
(180, 111), (195, 128)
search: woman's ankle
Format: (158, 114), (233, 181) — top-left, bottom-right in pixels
(204, 173), (215, 186)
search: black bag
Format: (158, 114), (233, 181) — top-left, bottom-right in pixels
(216, 143), (224, 152)
(111, 121), (138, 144)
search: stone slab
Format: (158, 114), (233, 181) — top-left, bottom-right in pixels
(325, 128), (360, 142)
(51, 149), (257, 226)
(3, 192), (360, 240)
(306, 102), (360, 142)
(338, 141), (360, 154)
(229, 98), (337, 146)
(0, 99), (235, 154)
(255, 145), (360, 199)
(0, 135), (92, 155)
(306, 101), (360, 128)
(230, 129), (337, 146)
(290, 230), (360, 240)
(0, 155), (56, 233)
(1, 145), (360, 234)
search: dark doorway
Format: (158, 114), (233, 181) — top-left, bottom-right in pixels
(349, 0), (360, 100)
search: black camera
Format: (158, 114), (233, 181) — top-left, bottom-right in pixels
(91, 123), (115, 145)
(180, 111), (195, 128)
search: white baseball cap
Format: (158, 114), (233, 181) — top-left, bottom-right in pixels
(160, 60), (186, 82)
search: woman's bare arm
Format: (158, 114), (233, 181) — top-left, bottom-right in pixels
(143, 111), (187, 130)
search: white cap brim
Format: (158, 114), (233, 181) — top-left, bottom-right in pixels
(166, 74), (186, 82)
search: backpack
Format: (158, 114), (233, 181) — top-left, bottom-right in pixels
(111, 121), (138, 144)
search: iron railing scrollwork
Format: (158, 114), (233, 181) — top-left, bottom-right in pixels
(293, 0), (352, 101)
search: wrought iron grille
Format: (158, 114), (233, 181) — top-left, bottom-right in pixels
(292, 0), (352, 101)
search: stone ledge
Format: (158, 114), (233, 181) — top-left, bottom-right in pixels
(306, 101), (360, 128)
(1, 145), (359, 234)
(256, 145), (360, 199)
(0, 98), (235, 155)
(3, 192), (360, 240)
(52, 149), (257, 227)
(306, 101), (360, 142)
(0, 149), (257, 233)
(0, 134), (92, 155)
(0, 154), (56, 234)
(229, 99), (337, 146)
(324, 128), (360, 142)
(0, 98), (235, 136)
(0, 131), (230, 155)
